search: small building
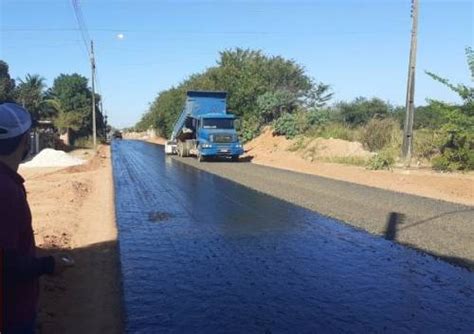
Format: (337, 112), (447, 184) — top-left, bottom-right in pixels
(29, 120), (61, 155)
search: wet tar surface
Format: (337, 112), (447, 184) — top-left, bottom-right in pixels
(112, 140), (474, 333)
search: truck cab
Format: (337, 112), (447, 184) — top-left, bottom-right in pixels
(196, 113), (243, 161)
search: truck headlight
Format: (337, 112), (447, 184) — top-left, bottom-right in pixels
(202, 143), (213, 148)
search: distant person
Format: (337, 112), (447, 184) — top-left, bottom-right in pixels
(0, 103), (71, 334)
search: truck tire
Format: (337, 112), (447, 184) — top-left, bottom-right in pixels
(177, 142), (184, 157)
(182, 145), (189, 157)
(184, 139), (195, 158)
(231, 155), (239, 162)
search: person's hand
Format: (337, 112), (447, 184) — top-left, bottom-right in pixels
(52, 253), (75, 275)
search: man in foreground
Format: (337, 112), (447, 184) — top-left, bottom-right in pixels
(0, 103), (71, 334)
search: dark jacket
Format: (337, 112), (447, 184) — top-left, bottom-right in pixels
(0, 162), (54, 329)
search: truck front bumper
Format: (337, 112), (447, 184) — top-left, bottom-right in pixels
(200, 143), (244, 157)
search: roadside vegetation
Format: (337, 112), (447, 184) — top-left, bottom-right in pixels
(0, 61), (107, 146)
(136, 47), (473, 172)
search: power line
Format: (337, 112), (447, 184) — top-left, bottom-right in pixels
(0, 27), (408, 36)
(71, 0), (102, 148)
(71, 0), (91, 57)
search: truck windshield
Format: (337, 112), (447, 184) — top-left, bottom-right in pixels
(202, 118), (234, 129)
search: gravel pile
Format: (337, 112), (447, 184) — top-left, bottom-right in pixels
(22, 148), (85, 168)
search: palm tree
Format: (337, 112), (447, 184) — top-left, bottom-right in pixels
(46, 98), (82, 146)
(16, 74), (47, 119)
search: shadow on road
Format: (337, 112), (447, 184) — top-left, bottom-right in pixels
(239, 155), (254, 162)
(384, 210), (474, 271)
(399, 208), (474, 232)
(384, 212), (406, 241)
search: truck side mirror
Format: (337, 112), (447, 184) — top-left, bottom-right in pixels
(234, 119), (241, 131)
(185, 117), (194, 129)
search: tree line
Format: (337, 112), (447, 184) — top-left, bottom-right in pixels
(136, 47), (473, 171)
(0, 60), (106, 145)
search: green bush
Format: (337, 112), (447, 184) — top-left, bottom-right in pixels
(240, 115), (262, 142)
(74, 136), (94, 149)
(431, 143), (474, 171)
(360, 118), (400, 151)
(256, 90), (298, 123)
(413, 103), (449, 129)
(273, 113), (300, 139)
(307, 109), (330, 127)
(423, 49), (474, 171)
(334, 97), (394, 127)
(367, 150), (395, 170)
(413, 129), (442, 160)
(273, 109), (328, 139)
(427, 105), (474, 171)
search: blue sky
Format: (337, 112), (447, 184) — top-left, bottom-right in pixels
(1, 0), (472, 128)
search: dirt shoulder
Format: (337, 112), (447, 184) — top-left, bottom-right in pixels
(19, 146), (123, 334)
(244, 129), (474, 206)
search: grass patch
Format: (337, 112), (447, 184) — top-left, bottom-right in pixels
(288, 136), (309, 152)
(319, 156), (369, 166)
(306, 122), (361, 142)
(74, 136), (95, 149)
(366, 149), (396, 170)
(360, 118), (401, 151)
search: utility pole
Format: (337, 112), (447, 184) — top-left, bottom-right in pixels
(90, 40), (97, 149)
(402, 0), (419, 165)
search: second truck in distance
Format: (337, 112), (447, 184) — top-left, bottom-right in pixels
(165, 91), (244, 162)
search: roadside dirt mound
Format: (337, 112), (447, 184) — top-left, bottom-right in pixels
(245, 127), (295, 156)
(244, 127), (372, 160)
(303, 138), (373, 159)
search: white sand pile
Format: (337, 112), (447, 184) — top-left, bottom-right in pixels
(22, 149), (85, 168)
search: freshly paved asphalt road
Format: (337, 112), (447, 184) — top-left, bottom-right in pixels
(172, 150), (474, 271)
(112, 140), (474, 333)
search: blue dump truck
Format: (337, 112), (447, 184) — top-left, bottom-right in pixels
(165, 91), (244, 162)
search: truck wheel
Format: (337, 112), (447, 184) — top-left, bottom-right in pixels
(231, 155), (239, 162)
(197, 152), (206, 162)
(177, 142), (184, 157)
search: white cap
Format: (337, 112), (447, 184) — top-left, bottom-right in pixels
(0, 103), (32, 139)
